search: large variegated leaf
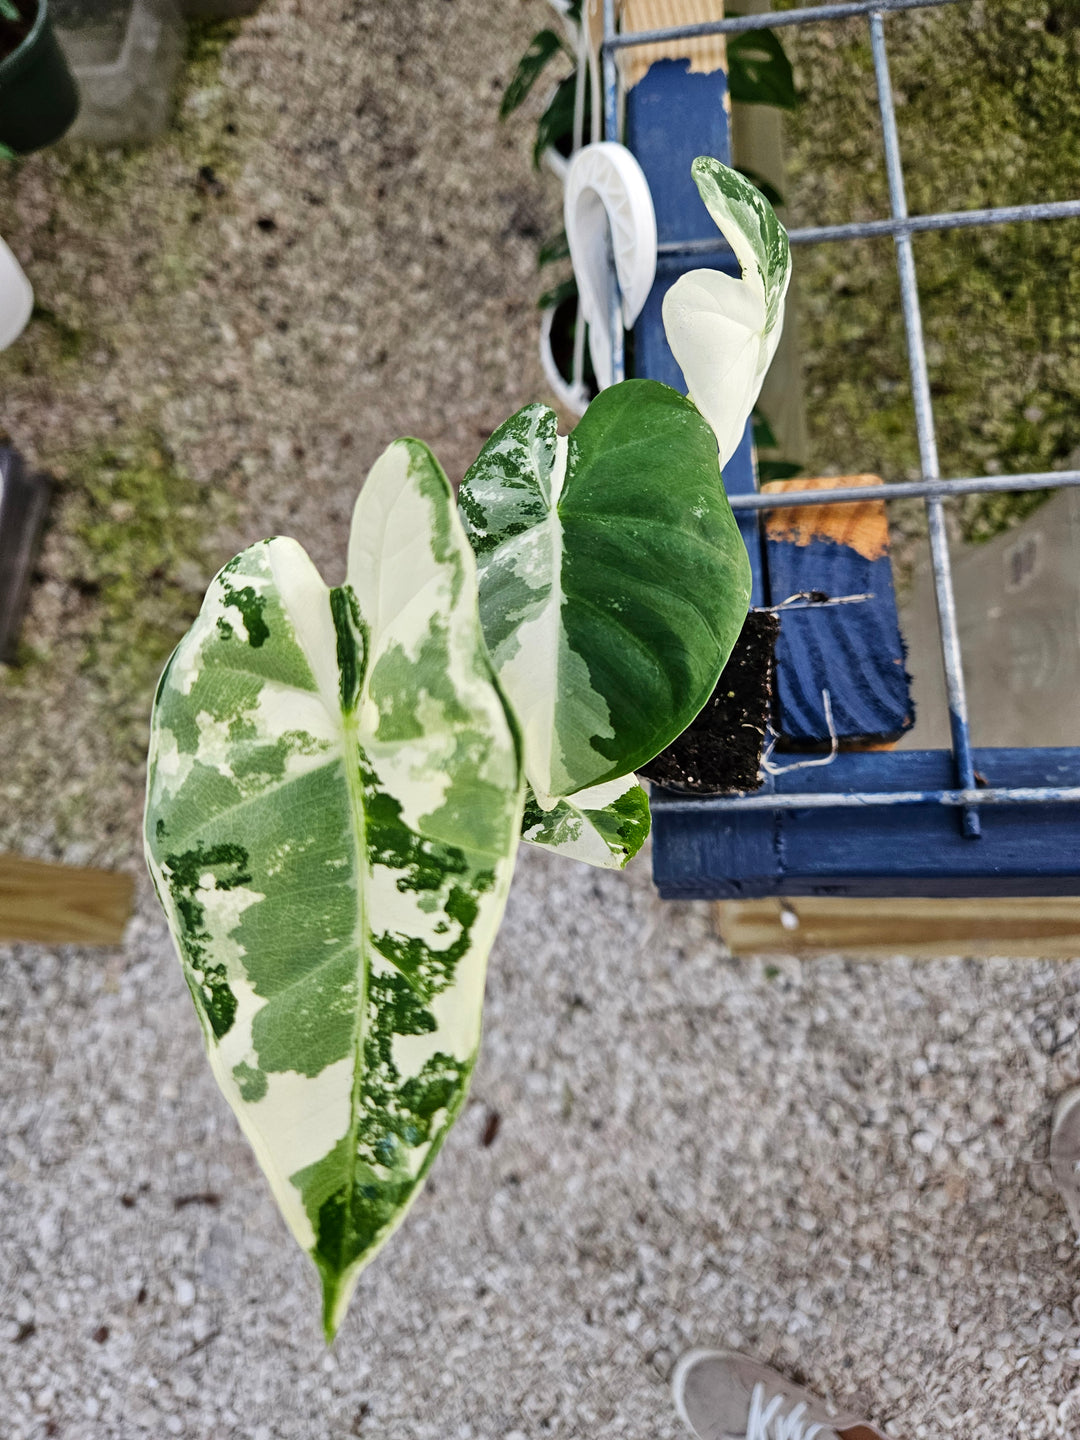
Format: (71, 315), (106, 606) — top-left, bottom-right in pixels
(521, 774), (650, 869)
(458, 379), (751, 810)
(144, 440), (523, 1341)
(662, 157), (792, 468)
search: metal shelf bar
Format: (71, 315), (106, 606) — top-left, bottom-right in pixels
(868, 8), (979, 837)
(603, 0), (957, 50)
(656, 786), (1080, 813)
(658, 199), (1080, 256)
(601, 0), (1078, 828)
(729, 469), (1080, 511)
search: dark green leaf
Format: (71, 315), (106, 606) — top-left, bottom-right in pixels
(735, 166), (785, 209)
(500, 29), (570, 120)
(751, 408), (779, 451)
(533, 73), (583, 168)
(728, 28), (798, 111)
(538, 229), (571, 268)
(538, 275), (578, 312)
(756, 460), (803, 483)
(460, 381), (752, 802)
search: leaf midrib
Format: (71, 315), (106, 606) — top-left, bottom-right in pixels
(339, 705), (370, 1275)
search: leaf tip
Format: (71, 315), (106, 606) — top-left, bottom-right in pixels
(319, 1266), (354, 1346)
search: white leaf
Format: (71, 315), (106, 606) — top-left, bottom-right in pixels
(662, 158), (792, 469)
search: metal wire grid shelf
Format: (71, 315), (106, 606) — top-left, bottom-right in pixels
(594, 0), (1080, 856)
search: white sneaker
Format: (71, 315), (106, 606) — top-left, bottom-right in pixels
(671, 1350), (887, 1440)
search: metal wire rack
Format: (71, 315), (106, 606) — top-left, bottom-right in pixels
(598, 0), (1080, 843)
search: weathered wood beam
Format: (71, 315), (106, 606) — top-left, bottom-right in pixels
(715, 895), (1080, 958)
(0, 853), (134, 945)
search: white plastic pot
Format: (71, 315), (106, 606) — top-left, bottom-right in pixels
(0, 237), (33, 352)
(564, 141), (657, 391)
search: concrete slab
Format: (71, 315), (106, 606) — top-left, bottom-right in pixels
(898, 489), (1080, 750)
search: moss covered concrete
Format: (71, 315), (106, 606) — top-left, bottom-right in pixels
(778, 0), (1080, 545)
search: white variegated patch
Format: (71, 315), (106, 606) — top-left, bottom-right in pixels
(145, 439), (523, 1340)
(662, 156), (792, 468)
(521, 773), (651, 869)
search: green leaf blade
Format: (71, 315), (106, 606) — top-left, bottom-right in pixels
(146, 441), (523, 1341)
(521, 774), (651, 869)
(500, 28), (569, 120)
(728, 28), (799, 112)
(460, 381), (752, 811)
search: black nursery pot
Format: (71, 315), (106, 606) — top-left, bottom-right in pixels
(0, 0), (79, 155)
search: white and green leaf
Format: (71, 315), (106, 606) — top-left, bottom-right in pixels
(662, 156), (792, 468)
(521, 773), (650, 869)
(458, 379), (751, 812)
(144, 439), (523, 1341)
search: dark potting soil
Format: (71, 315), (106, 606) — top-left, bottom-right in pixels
(639, 609), (780, 794)
(0, 1), (33, 60)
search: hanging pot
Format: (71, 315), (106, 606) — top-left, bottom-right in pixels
(179, 0), (260, 14)
(0, 0), (79, 154)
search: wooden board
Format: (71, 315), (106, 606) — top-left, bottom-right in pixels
(763, 475), (914, 747)
(0, 853), (134, 945)
(608, 0), (727, 86)
(715, 895), (1080, 958)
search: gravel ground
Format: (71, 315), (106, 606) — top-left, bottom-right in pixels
(3, 3), (1080, 1439)
(5, 851), (1080, 1439)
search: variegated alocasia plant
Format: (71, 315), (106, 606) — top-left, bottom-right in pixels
(145, 440), (524, 1339)
(662, 156), (792, 468)
(145, 155), (790, 1343)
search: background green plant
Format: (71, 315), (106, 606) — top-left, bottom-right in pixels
(502, 2), (801, 458)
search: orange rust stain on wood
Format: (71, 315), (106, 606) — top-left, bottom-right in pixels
(763, 475), (890, 562)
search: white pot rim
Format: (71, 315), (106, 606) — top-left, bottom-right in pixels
(0, 235), (33, 352)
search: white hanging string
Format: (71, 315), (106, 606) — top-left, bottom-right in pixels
(540, 0), (593, 413)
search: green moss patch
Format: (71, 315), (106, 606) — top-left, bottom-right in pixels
(52, 433), (231, 758)
(779, 0), (1080, 543)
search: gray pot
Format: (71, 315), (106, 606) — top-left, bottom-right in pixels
(52, 0), (182, 144)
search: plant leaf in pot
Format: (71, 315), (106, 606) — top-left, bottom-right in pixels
(0, 0), (79, 153)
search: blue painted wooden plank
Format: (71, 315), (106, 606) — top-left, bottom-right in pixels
(624, 61), (730, 248)
(625, 57), (764, 604)
(652, 747), (1080, 899)
(764, 478), (914, 745)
